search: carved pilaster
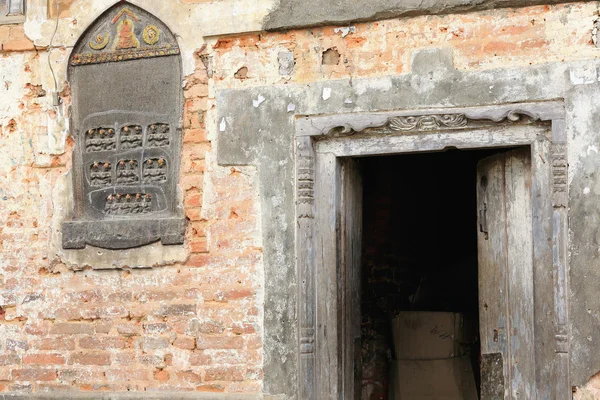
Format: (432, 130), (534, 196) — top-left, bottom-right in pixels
(296, 137), (316, 400)
(297, 155), (315, 219)
(552, 142), (568, 208)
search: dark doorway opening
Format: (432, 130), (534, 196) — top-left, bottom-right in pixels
(359, 148), (511, 400)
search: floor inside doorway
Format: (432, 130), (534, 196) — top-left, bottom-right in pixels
(359, 148), (510, 400)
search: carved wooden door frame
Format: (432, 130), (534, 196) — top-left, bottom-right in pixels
(294, 101), (570, 400)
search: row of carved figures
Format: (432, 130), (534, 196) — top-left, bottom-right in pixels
(85, 123), (171, 152)
(104, 193), (153, 215)
(90, 158), (167, 186)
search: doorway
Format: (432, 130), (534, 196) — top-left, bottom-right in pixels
(359, 148), (517, 399)
(295, 104), (569, 400)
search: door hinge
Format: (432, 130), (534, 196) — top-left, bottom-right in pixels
(480, 202), (489, 240)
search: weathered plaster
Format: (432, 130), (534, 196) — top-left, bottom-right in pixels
(216, 47), (600, 396)
(24, 0), (274, 77)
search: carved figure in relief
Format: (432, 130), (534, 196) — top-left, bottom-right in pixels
(85, 127), (116, 152)
(143, 158), (167, 183)
(143, 25), (160, 45)
(120, 125), (143, 149)
(90, 161), (112, 186)
(89, 32), (110, 50)
(147, 123), (170, 147)
(113, 18), (140, 50)
(116, 159), (140, 184)
(104, 193), (152, 215)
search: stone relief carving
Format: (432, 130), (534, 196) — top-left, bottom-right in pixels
(116, 159), (140, 184)
(71, 6), (180, 66)
(85, 127), (116, 152)
(104, 193), (153, 216)
(120, 125), (143, 149)
(147, 123), (170, 147)
(365, 110), (542, 135)
(296, 102), (563, 138)
(89, 161), (112, 187)
(62, 3), (185, 250)
(143, 158), (168, 183)
(388, 114), (468, 131)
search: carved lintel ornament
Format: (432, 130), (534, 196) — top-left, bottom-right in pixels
(296, 102), (563, 138)
(389, 113), (468, 131)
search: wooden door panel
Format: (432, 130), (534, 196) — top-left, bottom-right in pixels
(477, 148), (535, 400)
(340, 158), (363, 400)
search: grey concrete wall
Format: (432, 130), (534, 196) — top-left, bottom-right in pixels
(263, 0), (589, 31)
(217, 48), (600, 397)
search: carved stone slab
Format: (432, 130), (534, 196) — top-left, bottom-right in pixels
(62, 3), (185, 250)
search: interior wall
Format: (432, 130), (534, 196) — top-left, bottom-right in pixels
(359, 150), (501, 399)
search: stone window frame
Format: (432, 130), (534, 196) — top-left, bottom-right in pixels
(294, 100), (570, 399)
(0, 0), (25, 24)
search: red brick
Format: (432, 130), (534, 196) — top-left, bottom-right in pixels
(173, 336), (196, 350)
(196, 335), (243, 350)
(70, 352), (111, 366)
(184, 129), (208, 143)
(196, 384), (225, 392)
(79, 336), (127, 350)
(223, 288), (254, 300)
(156, 304), (196, 317)
(189, 237), (208, 253)
(177, 370), (203, 384)
(191, 320), (224, 335)
(0, 355), (20, 366)
(204, 367), (244, 382)
(184, 83), (209, 98)
(2, 39), (35, 52)
(186, 253), (210, 267)
(22, 354), (65, 365)
(105, 369), (150, 382)
(138, 337), (169, 351)
(154, 369), (170, 381)
(232, 322), (256, 335)
(186, 207), (203, 221)
(12, 368), (57, 381)
(50, 322), (94, 335)
(143, 323), (172, 334)
(116, 323), (142, 337)
(184, 191), (204, 208)
(189, 352), (212, 366)
(31, 337), (76, 351)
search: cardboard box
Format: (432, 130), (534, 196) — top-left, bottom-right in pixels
(392, 311), (463, 360)
(389, 356), (478, 400)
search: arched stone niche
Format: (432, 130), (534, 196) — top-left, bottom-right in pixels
(62, 3), (185, 250)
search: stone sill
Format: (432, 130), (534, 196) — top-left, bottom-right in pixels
(62, 217), (186, 250)
(0, 15), (25, 25)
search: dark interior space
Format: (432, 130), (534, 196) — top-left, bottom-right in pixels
(359, 148), (511, 400)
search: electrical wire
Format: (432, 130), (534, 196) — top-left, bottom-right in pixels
(47, 0), (60, 95)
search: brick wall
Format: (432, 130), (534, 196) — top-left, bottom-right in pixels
(0, 24), (263, 395)
(1, 0), (600, 396)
